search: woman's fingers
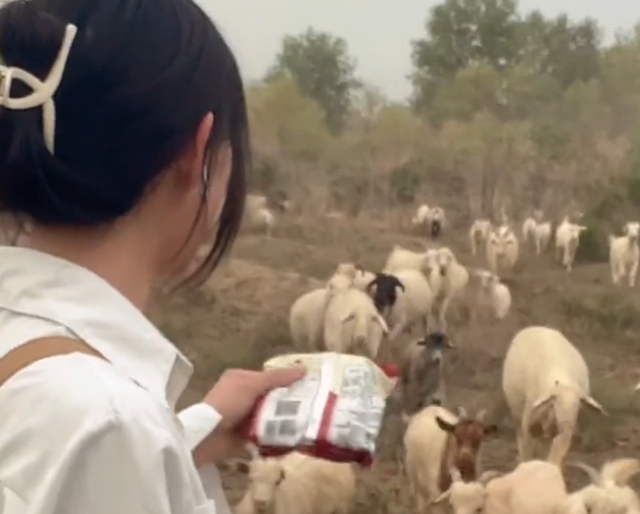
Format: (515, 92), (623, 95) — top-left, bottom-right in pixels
(257, 366), (306, 393)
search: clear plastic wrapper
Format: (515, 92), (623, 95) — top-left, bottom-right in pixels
(247, 352), (397, 467)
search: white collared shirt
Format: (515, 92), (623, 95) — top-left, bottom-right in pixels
(0, 247), (230, 514)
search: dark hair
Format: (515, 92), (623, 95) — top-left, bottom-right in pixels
(0, 0), (249, 286)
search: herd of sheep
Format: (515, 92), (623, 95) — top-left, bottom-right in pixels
(225, 197), (640, 514)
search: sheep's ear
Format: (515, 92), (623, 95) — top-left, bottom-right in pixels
(475, 409), (487, 423)
(432, 490), (451, 505)
(581, 395), (608, 416)
(479, 470), (501, 484)
(435, 416), (456, 433)
(566, 461), (600, 484)
(340, 313), (355, 323)
(415, 337), (428, 347)
(374, 313), (389, 334)
(530, 393), (555, 418)
(235, 460), (251, 474)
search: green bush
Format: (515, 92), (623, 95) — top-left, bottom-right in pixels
(576, 214), (609, 263)
(388, 163), (421, 204)
(250, 157), (281, 193)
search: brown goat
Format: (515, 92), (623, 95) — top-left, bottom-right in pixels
(435, 406), (498, 492)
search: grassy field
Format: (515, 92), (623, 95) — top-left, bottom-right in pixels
(153, 212), (640, 513)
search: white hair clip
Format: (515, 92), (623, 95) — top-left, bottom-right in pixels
(0, 23), (77, 154)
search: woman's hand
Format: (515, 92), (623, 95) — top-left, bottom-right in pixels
(193, 367), (305, 466)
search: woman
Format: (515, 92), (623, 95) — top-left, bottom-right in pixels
(0, 1), (304, 513)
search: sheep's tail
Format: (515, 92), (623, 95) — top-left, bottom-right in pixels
(600, 458), (640, 486)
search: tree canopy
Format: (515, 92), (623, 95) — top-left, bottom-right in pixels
(247, 0), (640, 234)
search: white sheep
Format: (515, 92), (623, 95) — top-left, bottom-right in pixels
(608, 222), (640, 287)
(412, 204), (431, 225)
(433, 460), (569, 514)
(323, 286), (389, 359)
(404, 405), (497, 512)
(334, 262), (377, 291)
(255, 207), (275, 237)
(502, 326), (607, 467)
(246, 193), (269, 211)
(555, 219), (587, 272)
(563, 458), (640, 514)
(289, 265), (364, 351)
(486, 225), (519, 277)
(366, 269), (435, 343)
(383, 245), (432, 275)
(533, 221), (552, 255)
(522, 217), (537, 245)
(245, 194), (276, 236)
(472, 269), (511, 321)
(234, 452), (356, 514)
(428, 206), (446, 238)
(469, 219), (493, 256)
(433, 247), (469, 330)
(289, 288), (329, 351)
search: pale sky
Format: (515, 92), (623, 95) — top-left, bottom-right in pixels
(197, 0), (640, 101)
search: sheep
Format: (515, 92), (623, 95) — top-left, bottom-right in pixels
(323, 286), (389, 359)
(471, 269), (511, 322)
(562, 458), (640, 514)
(245, 194), (277, 236)
(502, 326), (607, 467)
(255, 208), (275, 237)
(429, 206), (446, 239)
(522, 217), (537, 245)
(434, 247), (469, 330)
(247, 192), (290, 213)
(333, 262), (376, 291)
(533, 221), (552, 255)
(469, 219), (493, 256)
(396, 331), (455, 422)
(289, 289), (329, 351)
(383, 245), (433, 275)
(404, 405), (497, 512)
(234, 452), (356, 514)
(366, 269), (435, 343)
(289, 266), (363, 351)
(412, 204), (431, 225)
(433, 460), (569, 514)
(498, 205), (510, 226)
(555, 219), (587, 272)
(486, 225), (519, 277)
(608, 221), (640, 287)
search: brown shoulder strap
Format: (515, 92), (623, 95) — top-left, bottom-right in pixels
(0, 337), (107, 388)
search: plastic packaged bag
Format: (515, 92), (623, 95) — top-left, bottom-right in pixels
(247, 352), (397, 467)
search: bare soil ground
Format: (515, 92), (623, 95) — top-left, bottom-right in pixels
(153, 214), (640, 513)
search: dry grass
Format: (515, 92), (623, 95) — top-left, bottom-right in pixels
(152, 213), (640, 512)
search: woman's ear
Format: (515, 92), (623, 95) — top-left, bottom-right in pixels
(177, 112), (214, 191)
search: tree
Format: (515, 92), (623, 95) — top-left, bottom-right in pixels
(410, 0), (522, 112)
(268, 28), (359, 134)
(539, 15), (602, 88)
(248, 76), (332, 160)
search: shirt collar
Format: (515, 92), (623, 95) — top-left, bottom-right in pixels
(0, 246), (193, 407)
